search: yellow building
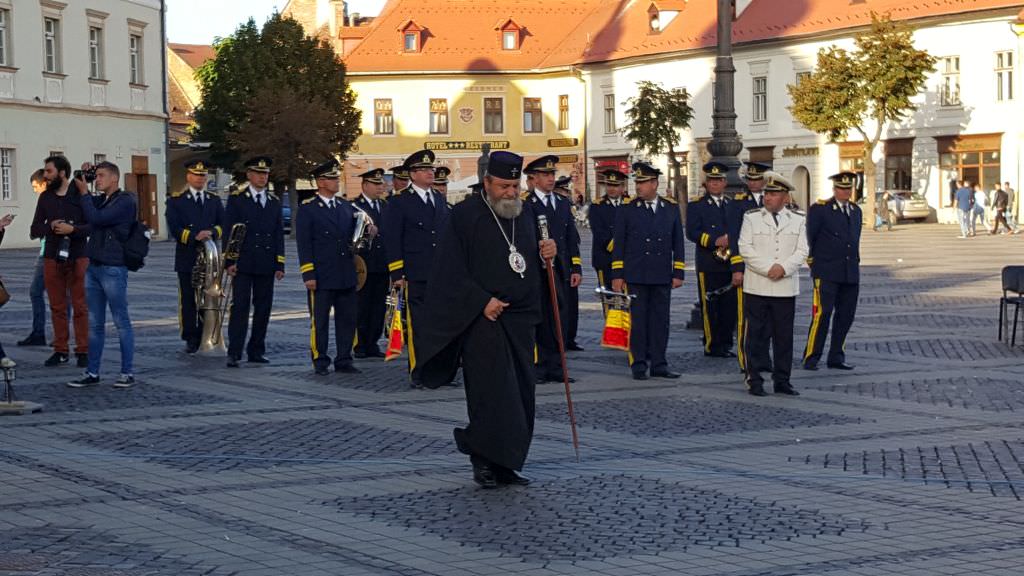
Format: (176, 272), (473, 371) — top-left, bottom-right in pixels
(287, 0), (601, 198)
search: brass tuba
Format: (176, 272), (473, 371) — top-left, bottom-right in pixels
(192, 238), (226, 354)
(351, 206), (375, 291)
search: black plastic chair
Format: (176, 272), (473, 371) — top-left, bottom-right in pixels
(999, 266), (1024, 345)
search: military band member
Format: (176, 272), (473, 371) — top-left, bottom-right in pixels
(555, 175), (582, 351)
(224, 156), (286, 367)
(522, 155), (582, 381)
(686, 161), (737, 358)
(433, 166), (451, 198)
(297, 159), (361, 376)
(611, 162), (685, 381)
(353, 168), (388, 359)
(166, 159), (224, 354)
(727, 161), (770, 371)
(588, 168), (629, 291)
(390, 163), (410, 195)
(737, 173), (807, 397)
(382, 149), (450, 385)
(803, 172), (862, 371)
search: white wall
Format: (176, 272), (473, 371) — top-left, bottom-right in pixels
(0, 0), (166, 248)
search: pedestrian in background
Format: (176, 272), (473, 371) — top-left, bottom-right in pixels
(0, 212), (17, 367)
(18, 170), (49, 347)
(955, 181), (974, 238)
(992, 184), (1011, 235)
(972, 183), (991, 234)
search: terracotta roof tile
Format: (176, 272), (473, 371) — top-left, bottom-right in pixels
(339, 0), (1024, 73)
(168, 43), (216, 70)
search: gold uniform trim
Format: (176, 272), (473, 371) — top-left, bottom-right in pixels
(180, 229), (190, 244)
(611, 261), (624, 270)
(571, 256), (582, 266)
(700, 233), (710, 247)
(606, 239), (614, 252)
(214, 225), (222, 238)
(299, 263), (315, 273)
(730, 255), (744, 264)
(277, 255), (287, 264)
(388, 260), (405, 272)
(673, 261), (685, 270)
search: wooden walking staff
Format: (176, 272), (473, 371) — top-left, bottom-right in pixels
(536, 214), (581, 462)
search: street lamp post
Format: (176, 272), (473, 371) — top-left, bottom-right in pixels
(707, 0), (744, 192)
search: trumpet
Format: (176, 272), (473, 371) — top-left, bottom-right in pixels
(594, 286), (636, 310)
(351, 206), (375, 291)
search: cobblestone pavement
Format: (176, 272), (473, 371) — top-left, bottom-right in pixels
(1, 223), (1022, 576)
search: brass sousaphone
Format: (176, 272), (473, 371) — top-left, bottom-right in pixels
(351, 206), (375, 291)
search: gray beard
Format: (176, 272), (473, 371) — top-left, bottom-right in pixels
(492, 197), (523, 219)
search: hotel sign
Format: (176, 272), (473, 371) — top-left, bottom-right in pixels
(548, 138), (579, 148)
(424, 140), (510, 151)
(781, 145), (819, 158)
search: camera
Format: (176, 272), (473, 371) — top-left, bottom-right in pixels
(74, 167), (97, 183)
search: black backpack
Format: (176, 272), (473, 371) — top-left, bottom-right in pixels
(122, 220), (151, 272)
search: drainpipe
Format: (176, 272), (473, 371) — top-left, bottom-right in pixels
(160, 0), (169, 238)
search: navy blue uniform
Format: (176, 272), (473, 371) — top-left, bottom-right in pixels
(522, 190), (581, 380)
(611, 197), (685, 376)
(588, 195), (626, 289)
(296, 195), (358, 371)
(223, 185), (285, 361)
(165, 189), (224, 348)
(382, 187), (449, 372)
(686, 193), (736, 356)
(726, 191), (762, 370)
(353, 194), (389, 357)
(803, 197), (861, 368)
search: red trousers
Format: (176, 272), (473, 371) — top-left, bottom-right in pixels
(44, 257), (88, 354)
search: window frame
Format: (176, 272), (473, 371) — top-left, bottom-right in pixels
(374, 98), (395, 135)
(129, 33), (143, 84)
(429, 98), (449, 135)
(88, 26), (104, 79)
(0, 147), (13, 202)
(522, 97), (542, 134)
(752, 75), (768, 123)
(558, 94), (569, 131)
(403, 32), (417, 52)
(996, 50), (1014, 102)
(940, 56), (961, 107)
(483, 96), (504, 135)
(43, 16), (61, 73)
(502, 30), (517, 50)
(603, 93), (616, 134)
(0, 7), (10, 67)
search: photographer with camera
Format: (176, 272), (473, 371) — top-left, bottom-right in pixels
(30, 155), (91, 368)
(67, 161), (137, 388)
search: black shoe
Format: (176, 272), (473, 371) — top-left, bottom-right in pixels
(314, 365), (330, 376)
(651, 370), (681, 379)
(566, 343), (584, 352)
(775, 384), (801, 396)
(247, 355), (270, 364)
(335, 364), (361, 374)
(44, 352), (69, 367)
(67, 373), (100, 388)
(705, 350), (737, 358)
(353, 351), (368, 359)
(540, 374), (575, 384)
(226, 356), (240, 368)
(472, 463), (498, 489)
(632, 372), (649, 381)
(803, 363), (819, 371)
(748, 385), (768, 397)
(17, 334), (46, 347)
(827, 362), (855, 371)
(75, 353), (88, 368)
(410, 380), (424, 390)
(494, 468), (531, 486)
(368, 350), (387, 358)
(184, 343), (199, 355)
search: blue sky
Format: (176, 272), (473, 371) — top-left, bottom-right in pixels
(167, 0), (385, 45)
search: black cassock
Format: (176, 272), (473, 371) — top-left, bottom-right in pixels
(414, 194), (542, 471)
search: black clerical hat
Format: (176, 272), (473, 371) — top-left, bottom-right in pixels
(487, 151), (524, 180)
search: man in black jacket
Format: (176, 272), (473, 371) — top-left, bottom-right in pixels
(32, 155), (91, 368)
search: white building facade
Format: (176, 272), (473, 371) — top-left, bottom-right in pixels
(0, 0), (167, 248)
(584, 7), (1024, 223)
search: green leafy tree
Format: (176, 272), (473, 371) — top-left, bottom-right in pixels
(193, 14), (361, 234)
(621, 81), (694, 217)
(788, 13), (935, 223)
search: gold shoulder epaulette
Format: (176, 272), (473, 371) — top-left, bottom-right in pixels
(622, 196), (634, 204)
(301, 196), (317, 205)
(267, 191), (279, 201)
(520, 192), (531, 201)
(594, 196), (606, 205)
(816, 198), (828, 205)
(170, 190), (185, 198)
(662, 196), (677, 205)
(746, 207), (761, 214)
(230, 188), (243, 196)
(734, 193), (748, 200)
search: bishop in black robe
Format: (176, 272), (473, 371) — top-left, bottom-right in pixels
(413, 152), (554, 487)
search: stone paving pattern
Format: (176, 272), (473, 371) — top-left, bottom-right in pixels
(0, 223), (1022, 575)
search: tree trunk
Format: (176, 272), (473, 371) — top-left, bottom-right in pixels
(862, 143), (877, 229)
(666, 143), (687, 223)
(287, 178), (299, 240)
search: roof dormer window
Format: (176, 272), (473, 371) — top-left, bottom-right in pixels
(648, 1), (685, 33)
(399, 20), (423, 53)
(496, 18), (521, 51)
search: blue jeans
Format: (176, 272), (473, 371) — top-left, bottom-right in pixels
(958, 209), (972, 236)
(29, 256), (47, 337)
(85, 265), (134, 376)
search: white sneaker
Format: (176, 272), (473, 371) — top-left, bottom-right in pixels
(113, 374), (135, 388)
(0, 357), (15, 369)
